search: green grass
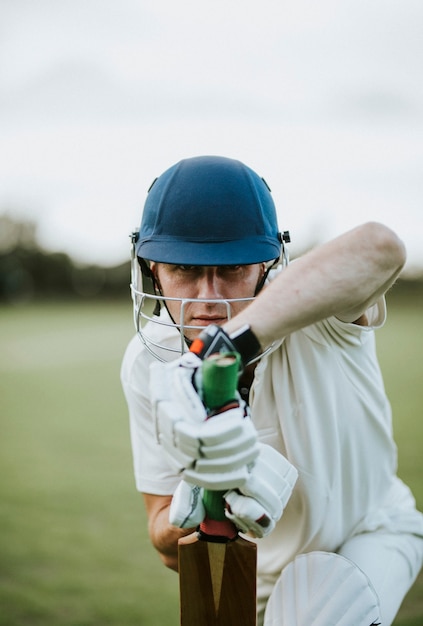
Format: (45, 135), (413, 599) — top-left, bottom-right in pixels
(0, 301), (179, 626)
(0, 297), (422, 625)
(375, 297), (423, 625)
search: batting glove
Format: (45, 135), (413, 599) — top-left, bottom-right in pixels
(169, 443), (298, 539)
(224, 442), (298, 538)
(169, 481), (206, 529)
(150, 352), (259, 491)
(190, 323), (261, 368)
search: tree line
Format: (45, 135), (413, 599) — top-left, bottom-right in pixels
(0, 215), (129, 303)
(1, 214), (422, 305)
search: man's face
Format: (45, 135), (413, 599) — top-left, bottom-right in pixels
(150, 262), (265, 343)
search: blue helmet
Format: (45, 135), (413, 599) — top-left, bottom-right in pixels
(135, 155), (282, 265)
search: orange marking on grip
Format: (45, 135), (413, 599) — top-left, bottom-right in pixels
(190, 338), (204, 355)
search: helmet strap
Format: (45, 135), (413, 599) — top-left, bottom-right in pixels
(255, 235), (290, 294)
(254, 259), (277, 295)
(138, 257), (163, 317)
(152, 273), (187, 342)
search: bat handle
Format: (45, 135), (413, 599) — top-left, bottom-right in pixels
(199, 515), (238, 540)
(200, 490), (237, 540)
(199, 353), (241, 541)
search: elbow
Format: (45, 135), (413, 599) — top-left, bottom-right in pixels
(149, 532), (180, 572)
(364, 222), (406, 273)
(159, 551), (179, 572)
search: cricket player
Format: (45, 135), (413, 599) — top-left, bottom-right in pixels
(121, 155), (423, 625)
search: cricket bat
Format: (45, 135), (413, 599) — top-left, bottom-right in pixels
(178, 353), (257, 626)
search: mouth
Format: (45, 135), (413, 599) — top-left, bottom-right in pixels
(190, 315), (227, 326)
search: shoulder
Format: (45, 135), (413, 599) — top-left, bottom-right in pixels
(120, 334), (152, 397)
(121, 334), (146, 378)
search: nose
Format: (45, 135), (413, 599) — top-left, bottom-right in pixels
(196, 268), (223, 300)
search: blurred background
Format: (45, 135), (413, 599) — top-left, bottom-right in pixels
(1, 1), (422, 624)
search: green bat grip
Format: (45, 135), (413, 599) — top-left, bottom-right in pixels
(201, 353), (240, 523)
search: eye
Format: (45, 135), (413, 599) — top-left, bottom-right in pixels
(221, 265), (242, 272)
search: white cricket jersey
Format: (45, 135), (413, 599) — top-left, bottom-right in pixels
(120, 300), (423, 594)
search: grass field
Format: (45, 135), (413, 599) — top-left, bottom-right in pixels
(0, 296), (422, 625)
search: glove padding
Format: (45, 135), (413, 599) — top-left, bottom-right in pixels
(224, 443), (298, 537)
(150, 352), (259, 491)
(169, 481), (205, 529)
(169, 443), (298, 538)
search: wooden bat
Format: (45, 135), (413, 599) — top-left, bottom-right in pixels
(178, 353), (257, 626)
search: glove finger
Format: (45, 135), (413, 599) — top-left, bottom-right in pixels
(201, 432), (258, 460)
(175, 412), (257, 459)
(183, 466), (249, 491)
(198, 410), (253, 446)
(200, 412), (257, 454)
(194, 444), (259, 474)
(173, 421), (201, 458)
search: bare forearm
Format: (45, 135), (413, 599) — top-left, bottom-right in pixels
(225, 222), (406, 347)
(150, 517), (191, 572)
(143, 493), (194, 572)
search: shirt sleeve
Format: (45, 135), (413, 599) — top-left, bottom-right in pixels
(364, 296), (386, 329)
(121, 336), (181, 495)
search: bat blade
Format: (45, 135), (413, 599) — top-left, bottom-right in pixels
(179, 531), (257, 626)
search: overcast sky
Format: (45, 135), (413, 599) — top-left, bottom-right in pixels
(1, 0), (422, 273)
